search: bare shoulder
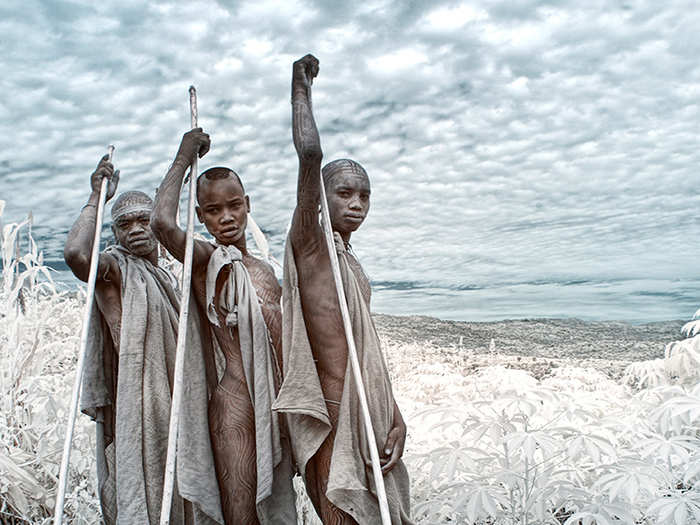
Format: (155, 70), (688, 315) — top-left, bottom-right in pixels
(243, 254), (282, 307)
(192, 237), (216, 268)
(191, 238), (216, 286)
(97, 251), (121, 286)
(94, 254), (123, 322)
(243, 254), (277, 282)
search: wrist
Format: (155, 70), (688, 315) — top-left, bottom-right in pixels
(173, 151), (192, 167)
(292, 84), (309, 99)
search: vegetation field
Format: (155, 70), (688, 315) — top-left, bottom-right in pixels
(2, 205), (700, 524)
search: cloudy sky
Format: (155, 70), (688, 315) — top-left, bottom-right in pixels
(1, 0), (699, 321)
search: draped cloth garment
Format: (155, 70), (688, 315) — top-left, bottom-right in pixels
(272, 234), (413, 524)
(80, 245), (224, 525)
(204, 244), (297, 524)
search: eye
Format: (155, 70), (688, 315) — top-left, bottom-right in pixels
(337, 190), (351, 198)
(206, 207), (219, 214)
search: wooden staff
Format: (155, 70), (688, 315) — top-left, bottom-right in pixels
(318, 175), (392, 524)
(159, 86), (199, 525)
(54, 145), (115, 525)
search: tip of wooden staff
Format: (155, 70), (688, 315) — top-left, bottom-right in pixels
(189, 85), (196, 94)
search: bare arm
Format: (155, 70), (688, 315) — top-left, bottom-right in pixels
(151, 128), (210, 266)
(64, 155), (120, 283)
(289, 54), (324, 250)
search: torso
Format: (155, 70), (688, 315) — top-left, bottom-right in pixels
(192, 243), (283, 396)
(293, 235), (371, 403)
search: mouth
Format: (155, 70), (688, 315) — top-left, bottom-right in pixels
(344, 214), (364, 223)
(129, 236), (150, 245)
(219, 228), (240, 238)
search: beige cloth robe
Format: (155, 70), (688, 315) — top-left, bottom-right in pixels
(81, 245), (224, 525)
(204, 244), (297, 524)
(273, 234), (413, 524)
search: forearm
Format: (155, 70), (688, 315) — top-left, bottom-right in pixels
(64, 193), (101, 281)
(151, 155), (190, 260)
(292, 84), (322, 209)
(393, 400), (406, 430)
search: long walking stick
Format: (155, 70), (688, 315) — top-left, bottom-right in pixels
(160, 86), (199, 525)
(318, 176), (392, 524)
(54, 145), (115, 525)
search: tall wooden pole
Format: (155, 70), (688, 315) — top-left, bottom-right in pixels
(159, 86), (199, 525)
(54, 145), (115, 525)
(318, 175), (392, 524)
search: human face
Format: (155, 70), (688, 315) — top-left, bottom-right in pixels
(326, 169), (371, 237)
(113, 210), (158, 256)
(196, 176), (250, 247)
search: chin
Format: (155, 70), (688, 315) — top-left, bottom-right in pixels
(129, 242), (157, 257)
(216, 234), (243, 246)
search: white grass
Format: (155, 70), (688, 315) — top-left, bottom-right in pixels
(2, 204), (700, 524)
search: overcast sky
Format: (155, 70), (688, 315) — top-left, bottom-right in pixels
(1, 0), (699, 320)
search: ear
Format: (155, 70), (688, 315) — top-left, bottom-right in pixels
(245, 195), (250, 213)
(111, 224), (117, 237)
(196, 206), (204, 223)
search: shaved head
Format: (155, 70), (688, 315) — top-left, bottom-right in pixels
(111, 191), (153, 221)
(196, 167), (244, 204)
(322, 159), (369, 189)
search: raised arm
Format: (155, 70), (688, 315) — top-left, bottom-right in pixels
(151, 128), (210, 265)
(64, 155), (120, 283)
(290, 54), (324, 249)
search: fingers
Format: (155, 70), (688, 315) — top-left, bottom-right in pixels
(198, 133), (211, 158)
(381, 446), (401, 474)
(293, 54), (319, 85)
(183, 128), (210, 157)
(380, 428), (402, 474)
(96, 164), (114, 179)
(383, 429), (398, 457)
(105, 169), (120, 200)
(92, 161), (113, 183)
(96, 153), (110, 170)
(91, 158), (116, 195)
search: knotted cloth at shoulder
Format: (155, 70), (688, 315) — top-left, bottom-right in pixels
(205, 244), (297, 523)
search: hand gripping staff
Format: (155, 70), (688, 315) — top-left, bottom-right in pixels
(318, 175), (392, 524)
(54, 145), (115, 525)
(160, 86), (199, 525)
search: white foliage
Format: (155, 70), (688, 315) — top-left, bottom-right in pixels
(4, 210), (700, 525)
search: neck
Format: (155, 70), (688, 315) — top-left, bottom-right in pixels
(223, 237), (247, 254)
(338, 230), (352, 245)
(146, 249), (159, 266)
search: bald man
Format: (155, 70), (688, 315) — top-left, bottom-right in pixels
(64, 156), (223, 525)
(273, 54), (412, 524)
(151, 131), (296, 524)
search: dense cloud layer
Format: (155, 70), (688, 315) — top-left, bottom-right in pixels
(1, 0), (699, 320)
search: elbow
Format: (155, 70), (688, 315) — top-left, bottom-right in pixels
(299, 144), (323, 164)
(63, 246), (89, 282)
(149, 212), (168, 241)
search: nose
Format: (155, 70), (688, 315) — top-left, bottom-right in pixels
(348, 195), (362, 210)
(130, 223), (146, 235)
(220, 209), (234, 224)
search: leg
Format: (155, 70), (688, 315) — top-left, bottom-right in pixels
(304, 401), (358, 525)
(208, 384), (259, 525)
